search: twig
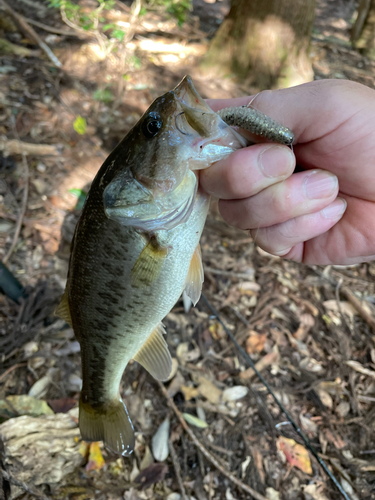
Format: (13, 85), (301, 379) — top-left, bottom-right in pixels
(1, 470), (50, 500)
(158, 381), (269, 500)
(0, 363), (27, 384)
(204, 266), (255, 281)
(0, 0), (62, 68)
(169, 439), (189, 500)
(24, 17), (81, 37)
(200, 293), (351, 500)
(341, 285), (375, 331)
(0, 137), (59, 156)
(3, 150), (29, 265)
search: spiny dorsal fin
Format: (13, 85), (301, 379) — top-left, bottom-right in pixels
(55, 288), (72, 327)
(133, 323), (172, 381)
(184, 244), (204, 306)
(131, 237), (168, 288)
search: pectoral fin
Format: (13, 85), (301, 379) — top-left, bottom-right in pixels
(131, 237), (168, 288)
(55, 288), (72, 327)
(184, 244), (204, 306)
(133, 323), (172, 381)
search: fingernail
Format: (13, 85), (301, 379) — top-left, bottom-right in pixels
(321, 198), (347, 219)
(303, 171), (338, 200)
(259, 146), (294, 178)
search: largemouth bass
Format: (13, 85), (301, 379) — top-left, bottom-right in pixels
(56, 76), (251, 456)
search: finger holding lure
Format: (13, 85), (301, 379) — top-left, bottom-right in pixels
(56, 75), (293, 456)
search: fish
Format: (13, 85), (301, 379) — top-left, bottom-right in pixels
(56, 75), (249, 456)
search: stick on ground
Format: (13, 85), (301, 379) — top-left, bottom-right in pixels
(158, 381), (269, 500)
(0, 0), (62, 68)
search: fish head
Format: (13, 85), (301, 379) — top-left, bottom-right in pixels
(103, 75), (247, 232)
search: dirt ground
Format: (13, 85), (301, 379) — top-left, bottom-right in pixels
(0, 0), (375, 499)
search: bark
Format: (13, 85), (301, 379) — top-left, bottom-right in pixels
(202, 0), (316, 89)
(351, 0), (375, 59)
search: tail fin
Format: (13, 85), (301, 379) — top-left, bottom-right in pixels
(79, 397), (135, 456)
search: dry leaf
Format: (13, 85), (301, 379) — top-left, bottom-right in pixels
(86, 442), (105, 471)
(323, 300), (357, 319)
(222, 386), (249, 402)
(315, 388), (333, 409)
(152, 417), (170, 462)
(197, 377), (222, 404)
(246, 332), (267, 354)
(299, 357), (324, 373)
(181, 385), (199, 401)
(266, 488), (280, 500)
(303, 483), (329, 500)
(335, 401), (350, 418)
(276, 436), (312, 474)
(140, 445), (154, 471)
(345, 360), (375, 378)
(294, 313), (314, 341)
(299, 414), (318, 436)
(0, 395), (54, 418)
(183, 413), (208, 428)
(134, 463), (168, 490)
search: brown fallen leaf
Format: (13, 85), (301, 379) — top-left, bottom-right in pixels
(246, 332), (267, 354)
(197, 377), (222, 404)
(134, 463), (168, 489)
(181, 385), (199, 401)
(48, 398), (77, 414)
(276, 436), (312, 475)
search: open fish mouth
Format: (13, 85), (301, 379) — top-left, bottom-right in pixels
(104, 169), (198, 232)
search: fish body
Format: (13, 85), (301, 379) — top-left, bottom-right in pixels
(57, 76), (247, 455)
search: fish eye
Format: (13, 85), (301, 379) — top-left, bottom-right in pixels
(142, 112), (163, 139)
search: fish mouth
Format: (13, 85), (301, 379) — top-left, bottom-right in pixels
(172, 76), (216, 137)
(104, 169), (198, 232)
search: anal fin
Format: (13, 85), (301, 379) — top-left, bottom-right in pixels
(55, 288), (73, 327)
(133, 323), (172, 381)
(131, 237), (168, 288)
(184, 244), (204, 306)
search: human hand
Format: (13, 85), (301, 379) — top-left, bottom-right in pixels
(201, 79), (375, 265)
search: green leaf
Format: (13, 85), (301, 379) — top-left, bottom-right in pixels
(183, 413), (208, 428)
(111, 28), (125, 41)
(130, 55), (142, 69)
(73, 115), (87, 135)
(93, 88), (114, 103)
(103, 23), (116, 31)
(69, 188), (87, 210)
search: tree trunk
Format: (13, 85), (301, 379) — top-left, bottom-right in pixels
(202, 0), (316, 89)
(351, 0), (375, 59)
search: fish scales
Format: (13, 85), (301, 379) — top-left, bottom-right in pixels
(57, 75), (293, 455)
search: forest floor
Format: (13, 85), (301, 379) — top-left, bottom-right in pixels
(0, 0), (375, 499)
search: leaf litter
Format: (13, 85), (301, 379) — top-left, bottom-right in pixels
(0, 0), (374, 499)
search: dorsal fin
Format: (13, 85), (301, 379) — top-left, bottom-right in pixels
(55, 288), (72, 327)
(184, 244), (204, 306)
(133, 323), (172, 381)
